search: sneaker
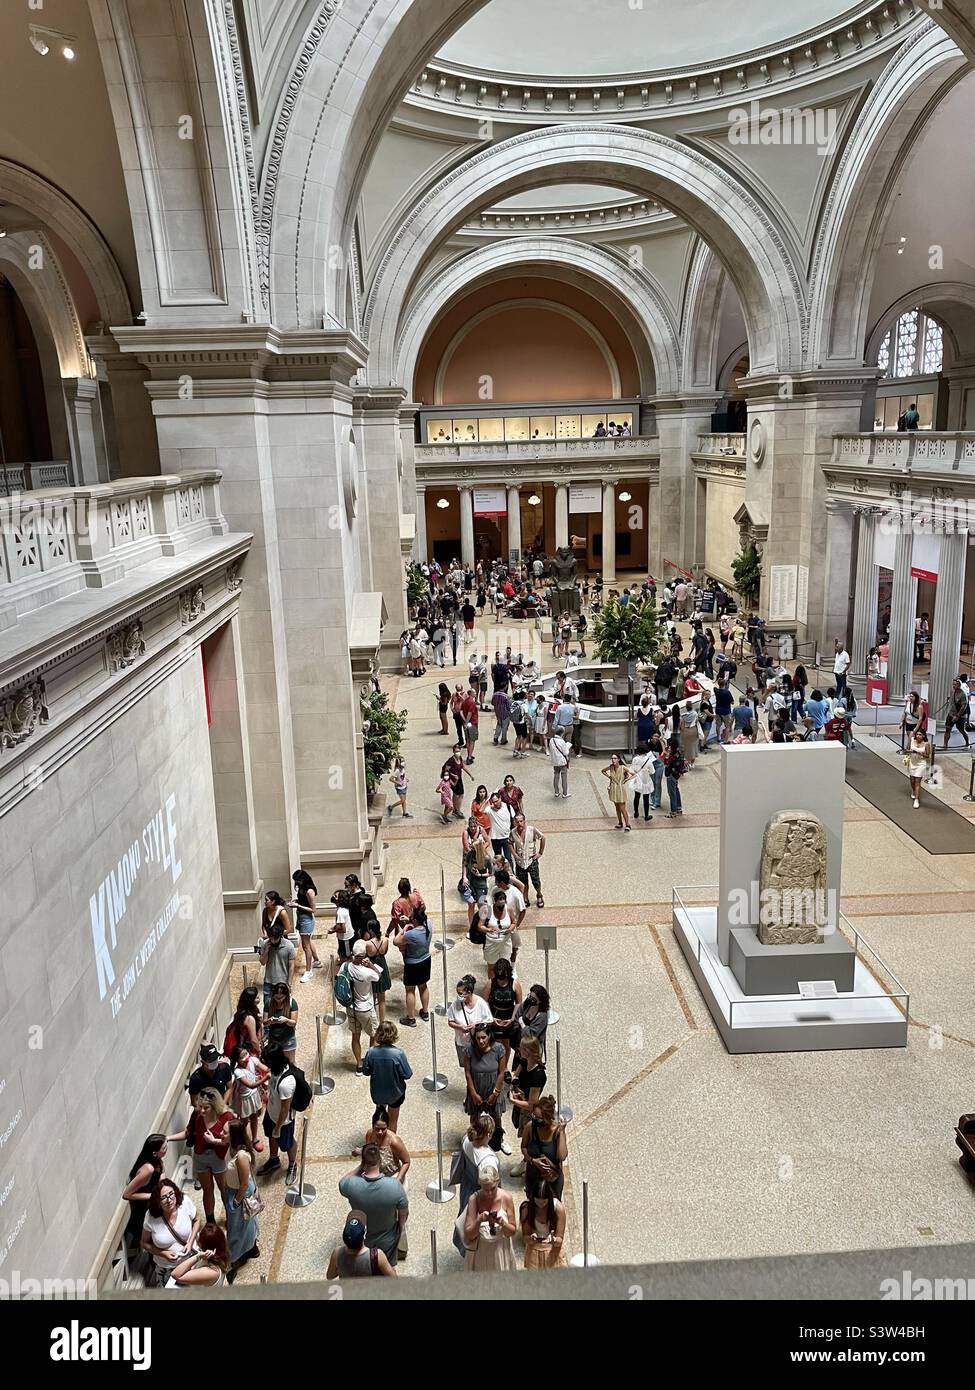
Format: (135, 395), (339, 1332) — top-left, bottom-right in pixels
(286, 1163), (298, 1186)
(509, 1161), (526, 1178)
(913, 798), (920, 808)
(312, 960), (324, 970)
(419, 1010), (430, 1022)
(402, 812), (414, 819)
(257, 1157), (281, 1176)
(355, 1064), (363, 1075)
(499, 1137), (512, 1156)
(554, 791), (561, 798)
(402, 1017), (417, 1027)
(299, 970), (314, 984)
(563, 792), (571, 799)
(624, 825), (631, 831)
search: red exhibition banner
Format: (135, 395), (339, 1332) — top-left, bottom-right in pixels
(910, 566), (938, 583)
(664, 558), (695, 579)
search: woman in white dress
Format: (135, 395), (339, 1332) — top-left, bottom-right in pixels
(462, 1163), (516, 1273)
(482, 890), (513, 979)
(906, 728), (932, 809)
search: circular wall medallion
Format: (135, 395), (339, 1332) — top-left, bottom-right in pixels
(748, 418), (767, 466)
(344, 430), (359, 523)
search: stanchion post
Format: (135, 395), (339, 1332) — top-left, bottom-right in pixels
(570, 1178), (601, 1268)
(434, 866), (454, 953)
(312, 1015), (334, 1096)
(322, 954), (345, 1028)
(965, 749), (975, 802)
(425, 1110), (455, 1203)
(555, 1038), (573, 1123)
(422, 1012), (448, 1092)
(242, 965), (249, 989)
(435, 911), (450, 1016)
(430, 1229), (438, 1276)
(544, 943), (560, 1026)
(285, 1115), (317, 1208)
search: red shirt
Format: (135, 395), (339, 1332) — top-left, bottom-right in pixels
(191, 1109), (231, 1157)
(461, 694), (478, 727)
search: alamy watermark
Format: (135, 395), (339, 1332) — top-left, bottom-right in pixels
(0, 1270), (96, 1300)
(728, 100), (837, 157)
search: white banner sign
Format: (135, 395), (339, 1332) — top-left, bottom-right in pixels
(768, 564), (798, 623)
(569, 484), (601, 514)
(472, 486), (506, 516)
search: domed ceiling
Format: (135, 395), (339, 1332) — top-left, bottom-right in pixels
(438, 0), (864, 77)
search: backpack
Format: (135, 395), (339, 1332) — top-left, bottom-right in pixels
(334, 962), (354, 1008)
(223, 1020), (241, 1058)
(280, 1063), (312, 1113)
(510, 700), (524, 724)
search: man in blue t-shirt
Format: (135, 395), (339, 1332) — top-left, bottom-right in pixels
(804, 691), (831, 740)
(732, 697), (753, 734)
(714, 682), (735, 743)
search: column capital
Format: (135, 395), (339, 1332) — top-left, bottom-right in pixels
(649, 392), (722, 417)
(111, 325), (369, 386)
(737, 367), (880, 406)
(353, 385), (409, 416)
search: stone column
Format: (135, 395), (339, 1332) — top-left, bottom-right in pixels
(850, 507), (878, 678)
(355, 388), (410, 669)
(507, 486), (522, 560)
(929, 530), (967, 720)
(86, 334), (161, 479)
(62, 377), (108, 485)
(823, 500), (851, 661)
(602, 482), (617, 584)
(415, 485), (428, 563)
(886, 527), (915, 703)
(555, 484), (569, 548)
(651, 394), (721, 579)
(460, 486), (475, 567)
(203, 615), (263, 947)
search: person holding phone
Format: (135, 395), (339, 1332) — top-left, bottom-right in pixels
(462, 1163), (516, 1272)
(522, 1095), (568, 1200)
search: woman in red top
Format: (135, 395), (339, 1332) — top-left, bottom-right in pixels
(171, 1087), (233, 1224)
(498, 774), (524, 817)
(471, 785), (493, 834)
(390, 877), (425, 933)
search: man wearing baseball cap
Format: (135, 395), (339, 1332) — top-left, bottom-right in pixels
(188, 1043), (232, 1103)
(326, 1216), (396, 1278)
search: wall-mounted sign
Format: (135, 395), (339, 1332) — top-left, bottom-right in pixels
(910, 566), (938, 583)
(768, 564), (798, 623)
(472, 486), (506, 516)
(569, 484), (601, 514)
(796, 565), (809, 626)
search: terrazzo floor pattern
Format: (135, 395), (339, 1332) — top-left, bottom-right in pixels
(232, 616), (975, 1285)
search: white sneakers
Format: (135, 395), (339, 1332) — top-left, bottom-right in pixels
(300, 969), (314, 983)
(499, 1137), (512, 1155)
(913, 798), (920, 809)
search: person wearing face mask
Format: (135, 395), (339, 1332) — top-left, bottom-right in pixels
(446, 974), (493, 1067)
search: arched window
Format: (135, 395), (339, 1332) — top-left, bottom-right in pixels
(877, 308), (944, 379)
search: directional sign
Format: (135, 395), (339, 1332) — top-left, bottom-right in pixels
(535, 921), (558, 952)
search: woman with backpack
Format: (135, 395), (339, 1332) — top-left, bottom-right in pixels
(224, 985), (262, 1059)
(664, 738), (685, 818)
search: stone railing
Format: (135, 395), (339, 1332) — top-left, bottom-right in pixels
(694, 433), (746, 457)
(830, 432), (975, 474)
(0, 461), (72, 495)
(416, 436), (658, 463)
(0, 471), (229, 622)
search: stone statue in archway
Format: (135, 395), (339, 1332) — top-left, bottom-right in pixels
(758, 809), (828, 945)
(546, 546), (580, 618)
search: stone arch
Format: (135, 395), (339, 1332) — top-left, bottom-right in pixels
(362, 126), (805, 378)
(263, 0), (975, 333)
(806, 25), (967, 369)
(388, 236), (681, 396)
(0, 160), (131, 327)
(864, 282), (975, 366)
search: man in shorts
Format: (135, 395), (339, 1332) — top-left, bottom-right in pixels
(259, 1044), (299, 1185)
(348, 941), (382, 1074)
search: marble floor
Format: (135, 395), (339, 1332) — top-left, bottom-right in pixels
(229, 614), (975, 1286)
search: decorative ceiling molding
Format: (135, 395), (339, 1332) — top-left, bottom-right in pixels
(408, 0), (922, 122)
(464, 198), (675, 236)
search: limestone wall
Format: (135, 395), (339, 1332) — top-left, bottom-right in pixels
(0, 655), (226, 1281)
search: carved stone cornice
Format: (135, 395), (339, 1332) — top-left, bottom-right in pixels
(0, 678), (49, 756)
(407, 0), (920, 122)
(111, 326), (369, 386)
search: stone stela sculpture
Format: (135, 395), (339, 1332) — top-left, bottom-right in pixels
(758, 809), (828, 945)
(546, 546), (581, 618)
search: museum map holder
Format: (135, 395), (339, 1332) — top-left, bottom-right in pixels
(672, 884), (910, 1054)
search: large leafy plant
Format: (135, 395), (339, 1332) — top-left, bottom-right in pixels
(592, 596), (663, 666)
(406, 561), (427, 611)
(362, 689), (407, 795)
(731, 543), (762, 606)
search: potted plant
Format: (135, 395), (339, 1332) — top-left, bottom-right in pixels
(592, 596), (663, 675)
(405, 561), (427, 614)
(362, 689), (407, 797)
(731, 543), (762, 608)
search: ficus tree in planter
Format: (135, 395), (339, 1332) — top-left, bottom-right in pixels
(405, 561), (427, 613)
(362, 689), (407, 796)
(731, 543), (762, 608)
(592, 596), (664, 670)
